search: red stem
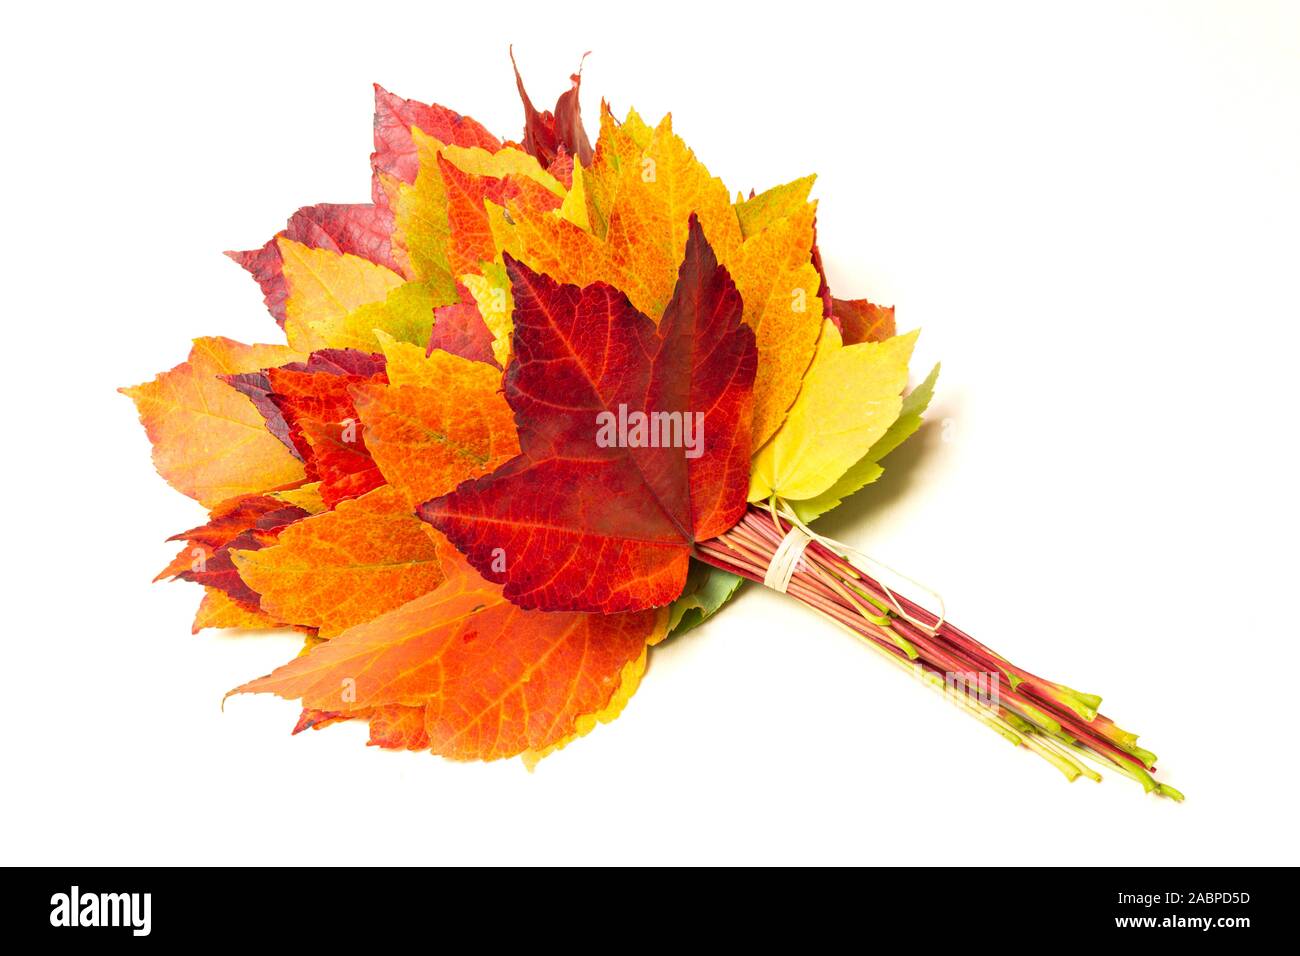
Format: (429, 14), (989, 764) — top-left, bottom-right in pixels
(698, 504), (1173, 792)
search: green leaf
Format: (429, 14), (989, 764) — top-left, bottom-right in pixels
(667, 561), (745, 636)
(734, 174), (816, 239)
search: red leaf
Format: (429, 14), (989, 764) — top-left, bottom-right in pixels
(429, 299), (499, 368)
(547, 145), (574, 190)
(167, 495), (308, 551)
(810, 218), (836, 326)
(226, 350), (382, 469)
(227, 203), (400, 327)
(253, 351), (389, 505)
(421, 214), (756, 613)
(371, 84), (501, 195)
(284, 349), (388, 378)
(833, 297), (896, 344)
(223, 371), (299, 457)
(510, 49), (593, 168)
(179, 529), (268, 607)
(160, 494), (309, 608)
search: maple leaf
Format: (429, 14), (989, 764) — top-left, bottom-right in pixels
(231, 484), (445, 637)
(438, 151), (562, 277)
(231, 536), (669, 762)
(122, 338), (307, 507)
(489, 111), (742, 321)
(386, 130), (469, 300)
(510, 48), (593, 168)
(486, 120), (823, 446)
(352, 341), (519, 508)
(581, 103), (651, 239)
(724, 200), (824, 449)
(421, 214), (756, 613)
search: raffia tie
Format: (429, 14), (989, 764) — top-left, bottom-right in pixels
(761, 497), (947, 634)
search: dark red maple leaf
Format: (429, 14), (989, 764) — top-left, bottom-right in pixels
(167, 495), (307, 551)
(510, 48), (593, 168)
(158, 494), (309, 609)
(420, 214), (756, 613)
(809, 217), (836, 326)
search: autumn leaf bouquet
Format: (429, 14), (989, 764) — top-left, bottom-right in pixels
(123, 56), (1179, 796)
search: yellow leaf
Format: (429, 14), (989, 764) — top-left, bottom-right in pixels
(583, 105), (648, 238)
(604, 113), (742, 317)
(122, 337), (306, 507)
(268, 482), (328, 515)
(390, 130), (459, 297)
(372, 330), (430, 387)
(440, 144), (565, 199)
(751, 323), (918, 502)
(723, 202), (824, 449)
(277, 237), (406, 351)
(460, 261), (515, 368)
(308, 280), (444, 353)
(192, 588), (283, 634)
(559, 161), (591, 232)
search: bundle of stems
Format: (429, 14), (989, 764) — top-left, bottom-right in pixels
(697, 504), (1182, 799)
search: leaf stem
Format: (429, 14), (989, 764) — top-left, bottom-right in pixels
(698, 504), (1181, 799)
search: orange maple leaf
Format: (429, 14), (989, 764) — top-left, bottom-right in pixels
(231, 537), (668, 762)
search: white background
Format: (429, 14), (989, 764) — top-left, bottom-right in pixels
(3, 1), (1297, 865)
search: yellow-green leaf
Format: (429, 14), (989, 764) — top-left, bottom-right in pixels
(307, 280), (448, 354)
(440, 143), (566, 199)
(735, 174), (816, 239)
(788, 362), (939, 522)
(278, 238), (406, 352)
(751, 323), (918, 502)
